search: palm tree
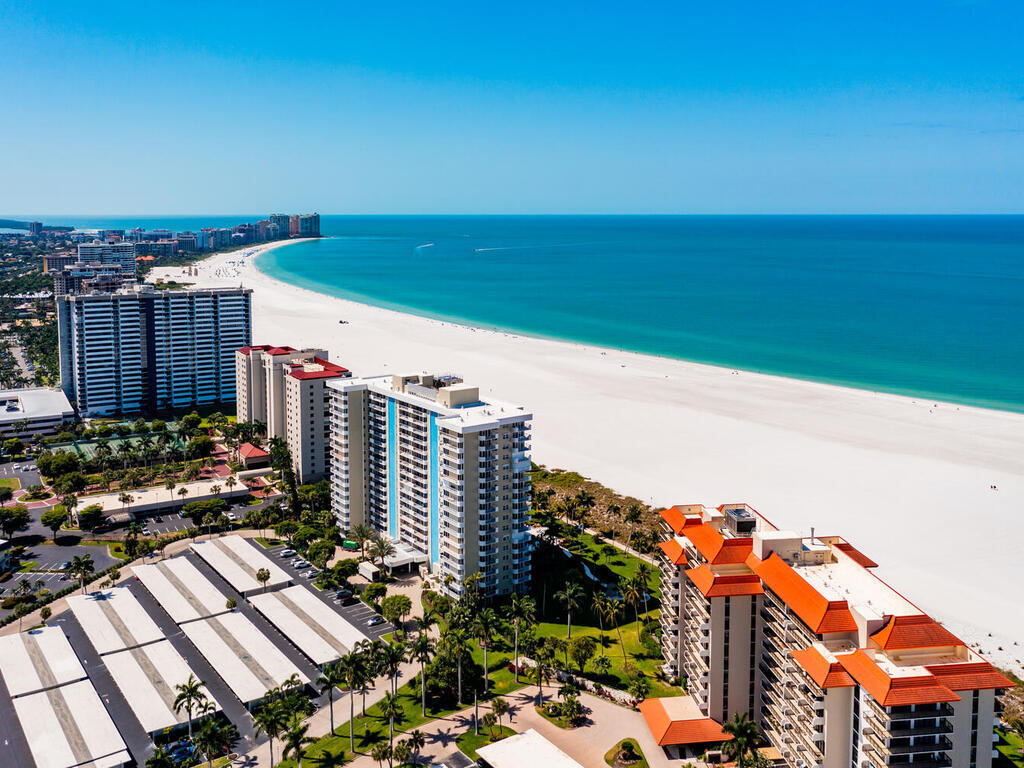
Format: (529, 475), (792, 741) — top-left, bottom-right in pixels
(492, 696), (510, 730)
(68, 553), (94, 594)
(253, 699), (288, 768)
(554, 581), (585, 638)
(281, 716), (314, 766)
(370, 536), (396, 568)
(407, 631), (435, 716)
(371, 742), (391, 768)
(336, 650), (362, 754)
(163, 478), (176, 509)
(406, 729), (426, 765)
(178, 486), (189, 506)
(225, 475), (237, 495)
(472, 607), (499, 695)
(145, 748), (175, 768)
(351, 523), (374, 560)
(317, 664), (345, 736)
(621, 577), (642, 637)
(378, 691), (402, 751)
(624, 503), (643, 546)
(722, 712), (761, 767)
(603, 598), (628, 664)
(380, 640), (406, 696)
(442, 627), (471, 706)
(173, 674), (208, 741)
(194, 717), (233, 768)
(634, 562), (652, 616)
(505, 593), (536, 682)
(591, 591), (610, 648)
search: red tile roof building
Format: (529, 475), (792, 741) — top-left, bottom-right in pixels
(235, 345), (350, 483)
(656, 502), (1012, 768)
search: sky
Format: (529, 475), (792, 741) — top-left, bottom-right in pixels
(1, 1), (1022, 215)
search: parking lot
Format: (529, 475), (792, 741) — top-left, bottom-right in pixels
(260, 541), (394, 640)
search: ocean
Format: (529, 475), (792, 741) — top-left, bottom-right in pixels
(44, 215), (1024, 412)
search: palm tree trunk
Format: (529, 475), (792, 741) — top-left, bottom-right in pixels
(514, 621), (520, 683)
(457, 659), (463, 706)
(329, 690), (334, 734)
(567, 610), (572, 639)
(349, 688), (355, 753)
(484, 644), (489, 695)
(268, 737), (274, 768)
(421, 660), (426, 717)
(616, 621), (627, 664)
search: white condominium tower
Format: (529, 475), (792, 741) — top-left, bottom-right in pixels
(235, 345), (351, 483)
(58, 284), (251, 416)
(77, 241), (137, 276)
(654, 503), (1012, 768)
(328, 373), (533, 598)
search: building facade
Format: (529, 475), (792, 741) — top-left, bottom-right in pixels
(328, 373), (533, 598)
(53, 262), (135, 296)
(77, 242), (136, 276)
(235, 345), (350, 483)
(58, 285), (251, 416)
(658, 504), (1012, 768)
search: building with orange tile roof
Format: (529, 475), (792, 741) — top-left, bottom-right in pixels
(235, 345), (351, 482)
(655, 502), (1012, 768)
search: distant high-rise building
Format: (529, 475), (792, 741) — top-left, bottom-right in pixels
(28, 221), (43, 236)
(53, 262), (135, 296)
(289, 215), (300, 236)
(297, 213), (320, 237)
(269, 214), (291, 237)
(174, 233), (198, 253)
(58, 285), (251, 416)
(42, 253), (77, 273)
(328, 373), (533, 597)
(77, 241), (136, 276)
(235, 345), (350, 483)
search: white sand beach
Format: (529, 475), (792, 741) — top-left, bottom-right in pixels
(152, 240), (1024, 673)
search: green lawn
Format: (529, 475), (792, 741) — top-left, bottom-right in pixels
(605, 738), (650, 768)
(535, 704), (574, 729)
(997, 730), (1024, 768)
(17, 561), (38, 572)
(457, 724), (516, 760)
(535, 616), (681, 699)
(0, 477), (21, 490)
(569, 532), (661, 598)
(254, 537), (283, 548)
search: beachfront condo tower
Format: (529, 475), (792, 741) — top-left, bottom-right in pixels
(649, 503), (1012, 767)
(77, 241), (137, 276)
(327, 373), (533, 598)
(58, 284), (251, 417)
(235, 345), (351, 483)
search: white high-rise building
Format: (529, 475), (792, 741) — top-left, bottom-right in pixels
(328, 373), (533, 598)
(235, 345), (350, 483)
(58, 285), (251, 416)
(652, 503), (1013, 767)
(77, 241), (137, 276)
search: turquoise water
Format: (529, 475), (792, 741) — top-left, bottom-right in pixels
(258, 216), (1024, 413)
(38, 215), (1024, 412)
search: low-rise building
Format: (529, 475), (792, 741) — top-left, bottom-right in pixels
(656, 503), (1013, 768)
(0, 387), (75, 438)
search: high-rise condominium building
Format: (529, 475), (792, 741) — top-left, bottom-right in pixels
(297, 213), (320, 237)
(328, 373), (532, 597)
(235, 345), (350, 483)
(655, 503), (1012, 768)
(58, 285), (251, 416)
(53, 262), (135, 296)
(77, 241), (137, 276)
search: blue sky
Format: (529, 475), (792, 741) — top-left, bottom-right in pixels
(2, 1), (1022, 214)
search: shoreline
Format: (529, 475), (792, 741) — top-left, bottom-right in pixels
(150, 240), (1024, 674)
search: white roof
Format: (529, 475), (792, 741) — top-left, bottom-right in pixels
(249, 585), (369, 665)
(0, 626), (86, 697)
(190, 535), (290, 595)
(133, 558), (231, 624)
(476, 728), (585, 768)
(12, 679), (130, 768)
(0, 387), (74, 425)
(103, 640), (220, 734)
(66, 587), (164, 655)
(179, 611), (308, 704)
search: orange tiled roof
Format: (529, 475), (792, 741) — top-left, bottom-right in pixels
(748, 553), (857, 634)
(638, 699), (732, 746)
(838, 650), (960, 706)
(238, 442), (270, 459)
(686, 564), (763, 598)
(659, 539), (687, 566)
(924, 662), (1014, 691)
(682, 524), (753, 565)
(870, 615), (963, 651)
(659, 506), (702, 535)
(833, 541), (878, 568)
(790, 647), (855, 689)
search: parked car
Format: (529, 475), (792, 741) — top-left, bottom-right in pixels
(305, 570), (320, 579)
(60, 561), (71, 570)
(366, 615), (385, 627)
(335, 588), (353, 599)
(154, 515), (163, 523)
(280, 549), (296, 557)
